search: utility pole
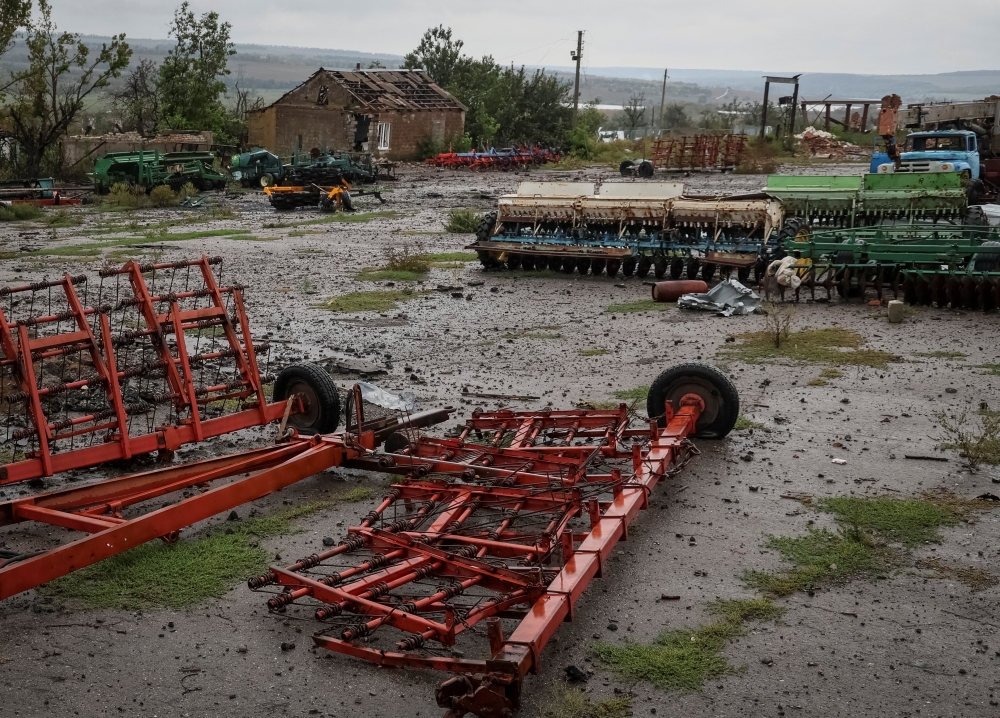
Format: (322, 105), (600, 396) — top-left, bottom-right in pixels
(659, 68), (668, 132)
(571, 31), (584, 126)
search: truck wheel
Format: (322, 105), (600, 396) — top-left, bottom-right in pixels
(638, 161), (654, 178)
(341, 190), (354, 211)
(476, 211), (498, 242)
(966, 180), (985, 206)
(646, 363), (740, 439)
(260, 173), (274, 188)
(273, 362), (341, 435)
(619, 160), (635, 176)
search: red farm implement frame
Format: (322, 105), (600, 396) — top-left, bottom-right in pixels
(0, 256), (288, 484)
(425, 148), (561, 171)
(0, 253), (740, 718)
(249, 363), (739, 718)
(650, 133), (748, 172)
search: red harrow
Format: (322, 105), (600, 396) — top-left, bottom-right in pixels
(425, 147), (561, 171)
(0, 256), (739, 718)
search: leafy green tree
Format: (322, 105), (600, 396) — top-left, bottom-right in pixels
(402, 25), (463, 88)
(567, 101), (605, 159)
(111, 58), (160, 134)
(158, 2), (234, 137)
(5, 0), (131, 175)
(0, 0), (29, 60)
(406, 27), (572, 150)
(661, 103), (690, 129)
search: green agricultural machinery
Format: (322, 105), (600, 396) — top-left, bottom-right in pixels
(91, 150), (228, 194)
(779, 223), (1000, 309)
(230, 148), (392, 188)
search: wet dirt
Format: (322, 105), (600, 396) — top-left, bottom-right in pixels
(2, 161), (999, 718)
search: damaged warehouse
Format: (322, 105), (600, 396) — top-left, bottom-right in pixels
(246, 68), (466, 160)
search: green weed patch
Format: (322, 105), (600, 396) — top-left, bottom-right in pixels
(42, 495), (368, 610)
(591, 598), (783, 691)
(318, 289), (426, 313)
(542, 687), (632, 718)
(613, 386), (649, 401)
(718, 327), (897, 369)
(445, 208), (481, 234)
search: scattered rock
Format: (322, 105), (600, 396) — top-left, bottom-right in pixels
(564, 665), (587, 682)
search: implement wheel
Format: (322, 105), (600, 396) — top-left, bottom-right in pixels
(686, 259), (701, 280)
(591, 258), (607, 276)
(622, 257), (637, 277)
(701, 263), (717, 282)
(646, 363), (739, 439)
(561, 258), (575, 274)
(606, 259), (621, 277)
(670, 258), (684, 280)
(506, 254), (522, 271)
(653, 258), (668, 279)
(576, 258), (591, 275)
(274, 362), (341, 436)
(636, 256), (652, 278)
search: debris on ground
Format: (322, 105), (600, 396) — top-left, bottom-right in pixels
(794, 128), (868, 158)
(677, 279), (760, 316)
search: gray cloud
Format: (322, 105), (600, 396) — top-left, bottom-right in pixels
(50, 0), (1000, 75)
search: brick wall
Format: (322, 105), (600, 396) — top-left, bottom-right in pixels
(246, 71), (466, 160)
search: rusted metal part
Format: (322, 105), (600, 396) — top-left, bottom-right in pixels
(0, 256), (284, 485)
(650, 133), (748, 171)
(425, 148), (560, 170)
(254, 401), (705, 717)
(0, 404), (453, 599)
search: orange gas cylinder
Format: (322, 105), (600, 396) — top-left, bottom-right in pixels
(650, 280), (708, 302)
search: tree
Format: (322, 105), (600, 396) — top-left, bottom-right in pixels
(661, 103), (690, 129)
(0, 0), (30, 95)
(111, 58), (160, 134)
(402, 25), (463, 88)
(622, 92), (646, 139)
(405, 27), (572, 151)
(158, 2), (234, 136)
(5, 0), (131, 175)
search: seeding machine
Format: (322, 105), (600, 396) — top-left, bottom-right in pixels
(778, 223), (1000, 309)
(467, 173), (978, 284)
(263, 179), (385, 212)
(0, 258), (739, 718)
(425, 147), (561, 170)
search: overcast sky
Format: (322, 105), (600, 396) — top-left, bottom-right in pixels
(50, 0), (999, 76)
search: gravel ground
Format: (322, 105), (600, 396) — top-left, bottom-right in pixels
(2, 161), (999, 718)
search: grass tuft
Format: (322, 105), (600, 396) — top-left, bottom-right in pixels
(591, 598), (783, 691)
(579, 347), (610, 357)
(816, 495), (957, 547)
(743, 527), (897, 597)
(915, 557), (999, 592)
(733, 416), (767, 432)
(318, 289), (425, 313)
(425, 251), (478, 263)
(445, 208), (482, 233)
(606, 300), (671, 314)
(613, 386), (649, 401)
(0, 203), (42, 221)
(935, 408), (1000, 470)
(542, 687), (632, 718)
(718, 327), (897, 369)
(40, 495), (367, 610)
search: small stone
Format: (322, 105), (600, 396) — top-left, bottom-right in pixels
(945, 387), (957, 394)
(829, 564), (837, 570)
(281, 642), (295, 651)
(322, 537), (336, 547)
(887, 299), (905, 323)
(607, 623), (618, 632)
(748, 485), (760, 492)
(227, 511), (239, 521)
(761, 657), (773, 665)
(564, 665), (587, 683)
(840, 398), (850, 404)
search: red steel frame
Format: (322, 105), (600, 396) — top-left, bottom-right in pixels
(0, 256), (287, 485)
(0, 402), (452, 599)
(251, 397), (705, 718)
(651, 133), (748, 171)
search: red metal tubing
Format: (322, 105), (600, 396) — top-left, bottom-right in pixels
(651, 280), (708, 302)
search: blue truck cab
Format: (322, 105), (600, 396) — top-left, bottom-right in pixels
(871, 130), (980, 179)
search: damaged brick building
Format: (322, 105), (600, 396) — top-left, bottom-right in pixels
(246, 68), (466, 160)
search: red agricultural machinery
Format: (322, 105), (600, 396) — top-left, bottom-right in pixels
(425, 147), (561, 171)
(0, 257), (739, 717)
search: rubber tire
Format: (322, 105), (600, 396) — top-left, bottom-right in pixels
(638, 161), (654, 178)
(636, 256), (652, 278)
(475, 211), (498, 242)
(646, 363), (740, 439)
(653, 258), (667, 279)
(273, 362), (341, 436)
(622, 257), (637, 277)
(619, 160), (635, 176)
(670, 258), (684, 280)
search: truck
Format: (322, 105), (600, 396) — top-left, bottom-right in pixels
(871, 96), (1000, 202)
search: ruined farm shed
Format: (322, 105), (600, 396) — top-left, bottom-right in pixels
(246, 69), (466, 160)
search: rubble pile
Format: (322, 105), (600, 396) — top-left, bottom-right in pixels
(794, 127), (868, 159)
